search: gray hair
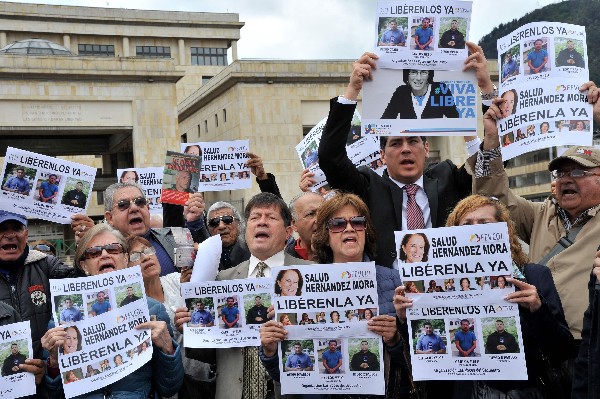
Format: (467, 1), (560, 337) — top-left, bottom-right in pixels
(207, 201), (245, 234)
(289, 192), (323, 221)
(75, 224), (128, 269)
(104, 182), (146, 212)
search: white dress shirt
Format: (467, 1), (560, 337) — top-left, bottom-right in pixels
(388, 175), (432, 230)
(247, 250), (285, 278)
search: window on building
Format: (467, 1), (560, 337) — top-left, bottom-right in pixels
(197, 124), (201, 135)
(215, 114), (218, 127)
(508, 170), (552, 189)
(204, 120), (208, 133)
(97, 191), (104, 206)
(223, 109), (227, 123)
(78, 44), (115, 57)
(506, 149), (552, 168)
(136, 46), (171, 58)
(181, 133), (188, 143)
(191, 47), (227, 66)
(202, 76), (214, 85)
(302, 126), (313, 137)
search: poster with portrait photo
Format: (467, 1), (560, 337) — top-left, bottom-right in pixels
(278, 335), (384, 395)
(374, 0), (472, 70)
(362, 68), (477, 136)
(182, 140), (251, 192)
(295, 113), (382, 192)
(406, 293), (526, 380)
(0, 321), (35, 399)
(500, 45), (521, 84)
(161, 151), (200, 205)
(395, 223), (514, 301)
(181, 277), (273, 348)
(116, 167), (163, 215)
(497, 21), (588, 89)
(497, 79), (592, 161)
(0, 147), (96, 224)
(49, 267), (152, 399)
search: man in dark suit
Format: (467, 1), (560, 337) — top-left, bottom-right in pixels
(188, 192), (311, 399)
(319, 46), (494, 268)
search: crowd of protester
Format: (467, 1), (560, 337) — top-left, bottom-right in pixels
(2, 37), (600, 399)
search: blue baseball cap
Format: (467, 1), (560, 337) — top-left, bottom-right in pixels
(0, 211), (28, 227)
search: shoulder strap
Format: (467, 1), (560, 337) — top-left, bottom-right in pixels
(537, 226), (583, 266)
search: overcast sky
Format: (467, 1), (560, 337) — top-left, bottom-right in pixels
(12, 0), (562, 59)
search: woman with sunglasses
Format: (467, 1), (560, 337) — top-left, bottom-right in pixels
(41, 224), (183, 399)
(394, 195), (573, 398)
(260, 192), (407, 397)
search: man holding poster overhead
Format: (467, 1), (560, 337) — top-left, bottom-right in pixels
(318, 42), (495, 268)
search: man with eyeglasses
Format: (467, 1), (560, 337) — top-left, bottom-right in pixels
(0, 210), (69, 390)
(71, 182), (209, 276)
(471, 81), (600, 345)
(206, 201), (250, 271)
(286, 192), (324, 260)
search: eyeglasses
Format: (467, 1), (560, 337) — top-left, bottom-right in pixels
(208, 215), (238, 228)
(115, 197), (148, 211)
(550, 169), (600, 180)
(81, 243), (125, 260)
(326, 216), (367, 233)
(129, 246), (157, 262)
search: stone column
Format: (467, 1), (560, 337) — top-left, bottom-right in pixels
(231, 40), (238, 62)
(0, 32), (6, 48)
(178, 39), (185, 65)
(63, 35), (71, 50)
(122, 37), (130, 57)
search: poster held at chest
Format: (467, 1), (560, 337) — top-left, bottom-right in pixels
(49, 267), (152, 399)
(0, 321), (35, 399)
(272, 263), (385, 396)
(396, 224), (527, 380)
(0, 147), (96, 223)
(181, 277), (273, 348)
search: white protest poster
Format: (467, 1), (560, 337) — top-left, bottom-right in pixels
(375, 0), (472, 71)
(295, 113), (382, 192)
(396, 224), (527, 380)
(497, 80), (592, 160)
(0, 321), (35, 399)
(362, 69), (477, 136)
(497, 22), (588, 88)
(181, 277), (272, 348)
(406, 294), (526, 381)
(181, 140), (251, 192)
(116, 167), (163, 215)
(395, 224), (514, 298)
(49, 267), (152, 399)
(0, 147), (96, 224)
(272, 263), (384, 396)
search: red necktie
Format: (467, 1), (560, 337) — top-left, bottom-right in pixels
(404, 184), (425, 230)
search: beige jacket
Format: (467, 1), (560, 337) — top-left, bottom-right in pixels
(468, 155), (597, 339)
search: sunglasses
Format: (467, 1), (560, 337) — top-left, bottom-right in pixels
(208, 215), (238, 228)
(116, 197), (148, 211)
(129, 246), (157, 262)
(326, 216), (367, 233)
(82, 243), (125, 260)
